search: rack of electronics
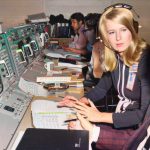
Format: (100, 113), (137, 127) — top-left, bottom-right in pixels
(0, 22), (48, 150)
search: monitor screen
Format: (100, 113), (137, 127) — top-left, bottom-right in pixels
(22, 44), (33, 57)
(16, 49), (26, 63)
(30, 40), (39, 51)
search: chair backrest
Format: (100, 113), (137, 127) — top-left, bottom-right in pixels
(123, 103), (150, 150)
(123, 117), (150, 150)
(143, 103), (150, 122)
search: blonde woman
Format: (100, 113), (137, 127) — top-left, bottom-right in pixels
(59, 3), (150, 149)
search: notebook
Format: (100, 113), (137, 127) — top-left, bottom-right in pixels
(16, 128), (89, 150)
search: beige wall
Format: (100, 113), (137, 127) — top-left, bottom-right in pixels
(0, 0), (44, 31)
(44, 0), (150, 44)
(0, 0), (149, 43)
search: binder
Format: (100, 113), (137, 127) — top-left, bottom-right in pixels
(16, 128), (89, 150)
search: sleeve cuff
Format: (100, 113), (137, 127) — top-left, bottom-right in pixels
(91, 125), (100, 142)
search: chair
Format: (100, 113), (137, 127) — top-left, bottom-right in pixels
(123, 104), (150, 150)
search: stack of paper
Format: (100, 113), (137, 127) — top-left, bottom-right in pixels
(44, 48), (81, 59)
(36, 76), (84, 84)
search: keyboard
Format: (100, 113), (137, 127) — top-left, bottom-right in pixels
(31, 100), (75, 129)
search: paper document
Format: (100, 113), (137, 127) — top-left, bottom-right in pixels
(44, 49), (80, 59)
(31, 100), (75, 129)
(36, 76), (71, 83)
(36, 76), (83, 84)
(58, 62), (86, 69)
(19, 77), (48, 96)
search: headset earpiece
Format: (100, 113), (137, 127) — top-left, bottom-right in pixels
(133, 19), (139, 33)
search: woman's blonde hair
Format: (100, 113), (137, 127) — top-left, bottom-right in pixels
(99, 7), (146, 71)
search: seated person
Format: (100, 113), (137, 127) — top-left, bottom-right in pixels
(84, 40), (104, 87)
(58, 3), (150, 150)
(84, 13), (101, 60)
(84, 13), (104, 80)
(62, 12), (87, 55)
(92, 40), (104, 78)
(87, 39), (104, 79)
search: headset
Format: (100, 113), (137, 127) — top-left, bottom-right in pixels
(104, 3), (140, 18)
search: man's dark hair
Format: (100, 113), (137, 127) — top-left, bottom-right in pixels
(70, 12), (84, 23)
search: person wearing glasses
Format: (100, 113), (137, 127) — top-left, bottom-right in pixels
(58, 3), (150, 150)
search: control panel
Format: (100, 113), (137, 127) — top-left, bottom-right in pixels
(0, 25), (42, 150)
(6, 24), (40, 77)
(0, 22), (49, 150)
(0, 83), (32, 120)
(0, 82), (32, 150)
(0, 33), (33, 149)
(34, 22), (50, 47)
(0, 33), (16, 92)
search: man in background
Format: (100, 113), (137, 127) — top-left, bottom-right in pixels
(62, 12), (88, 56)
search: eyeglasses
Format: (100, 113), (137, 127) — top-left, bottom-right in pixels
(104, 3), (140, 18)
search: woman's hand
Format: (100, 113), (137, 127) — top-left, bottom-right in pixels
(73, 100), (102, 122)
(58, 96), (89, 107)
(61, 46), (72, 52)
(68, 120), (83, 130)
(79, 97), (90, 105)
(68, 113), (93, 137)
(76, 112), (93, 131)
(58, 95), (78, 107)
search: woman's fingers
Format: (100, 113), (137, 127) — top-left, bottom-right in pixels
(76, 113), (93, 131)
(63, 96), (78, 101)
(75, 109), (87, 117)
(68, 120), (83, 130)
(88, 100), (97, 109)
(58, 95), (78, 107)
(74, 101), (89, 109)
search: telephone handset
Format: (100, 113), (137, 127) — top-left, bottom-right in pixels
(22, 44), (33, 57)
(0, 75), (3, 94)
(0, 60), (10, 77)
(16, 49), (26, 63)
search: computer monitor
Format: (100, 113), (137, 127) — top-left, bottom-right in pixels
(16, 49), (26, 63)
(22, 44), (33, 57)
(30, 40), (39, 51)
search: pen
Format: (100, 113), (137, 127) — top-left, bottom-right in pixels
(58, 96), (65, 98)
(61, 67), (67, 70)
(64, 117), (87, 123)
